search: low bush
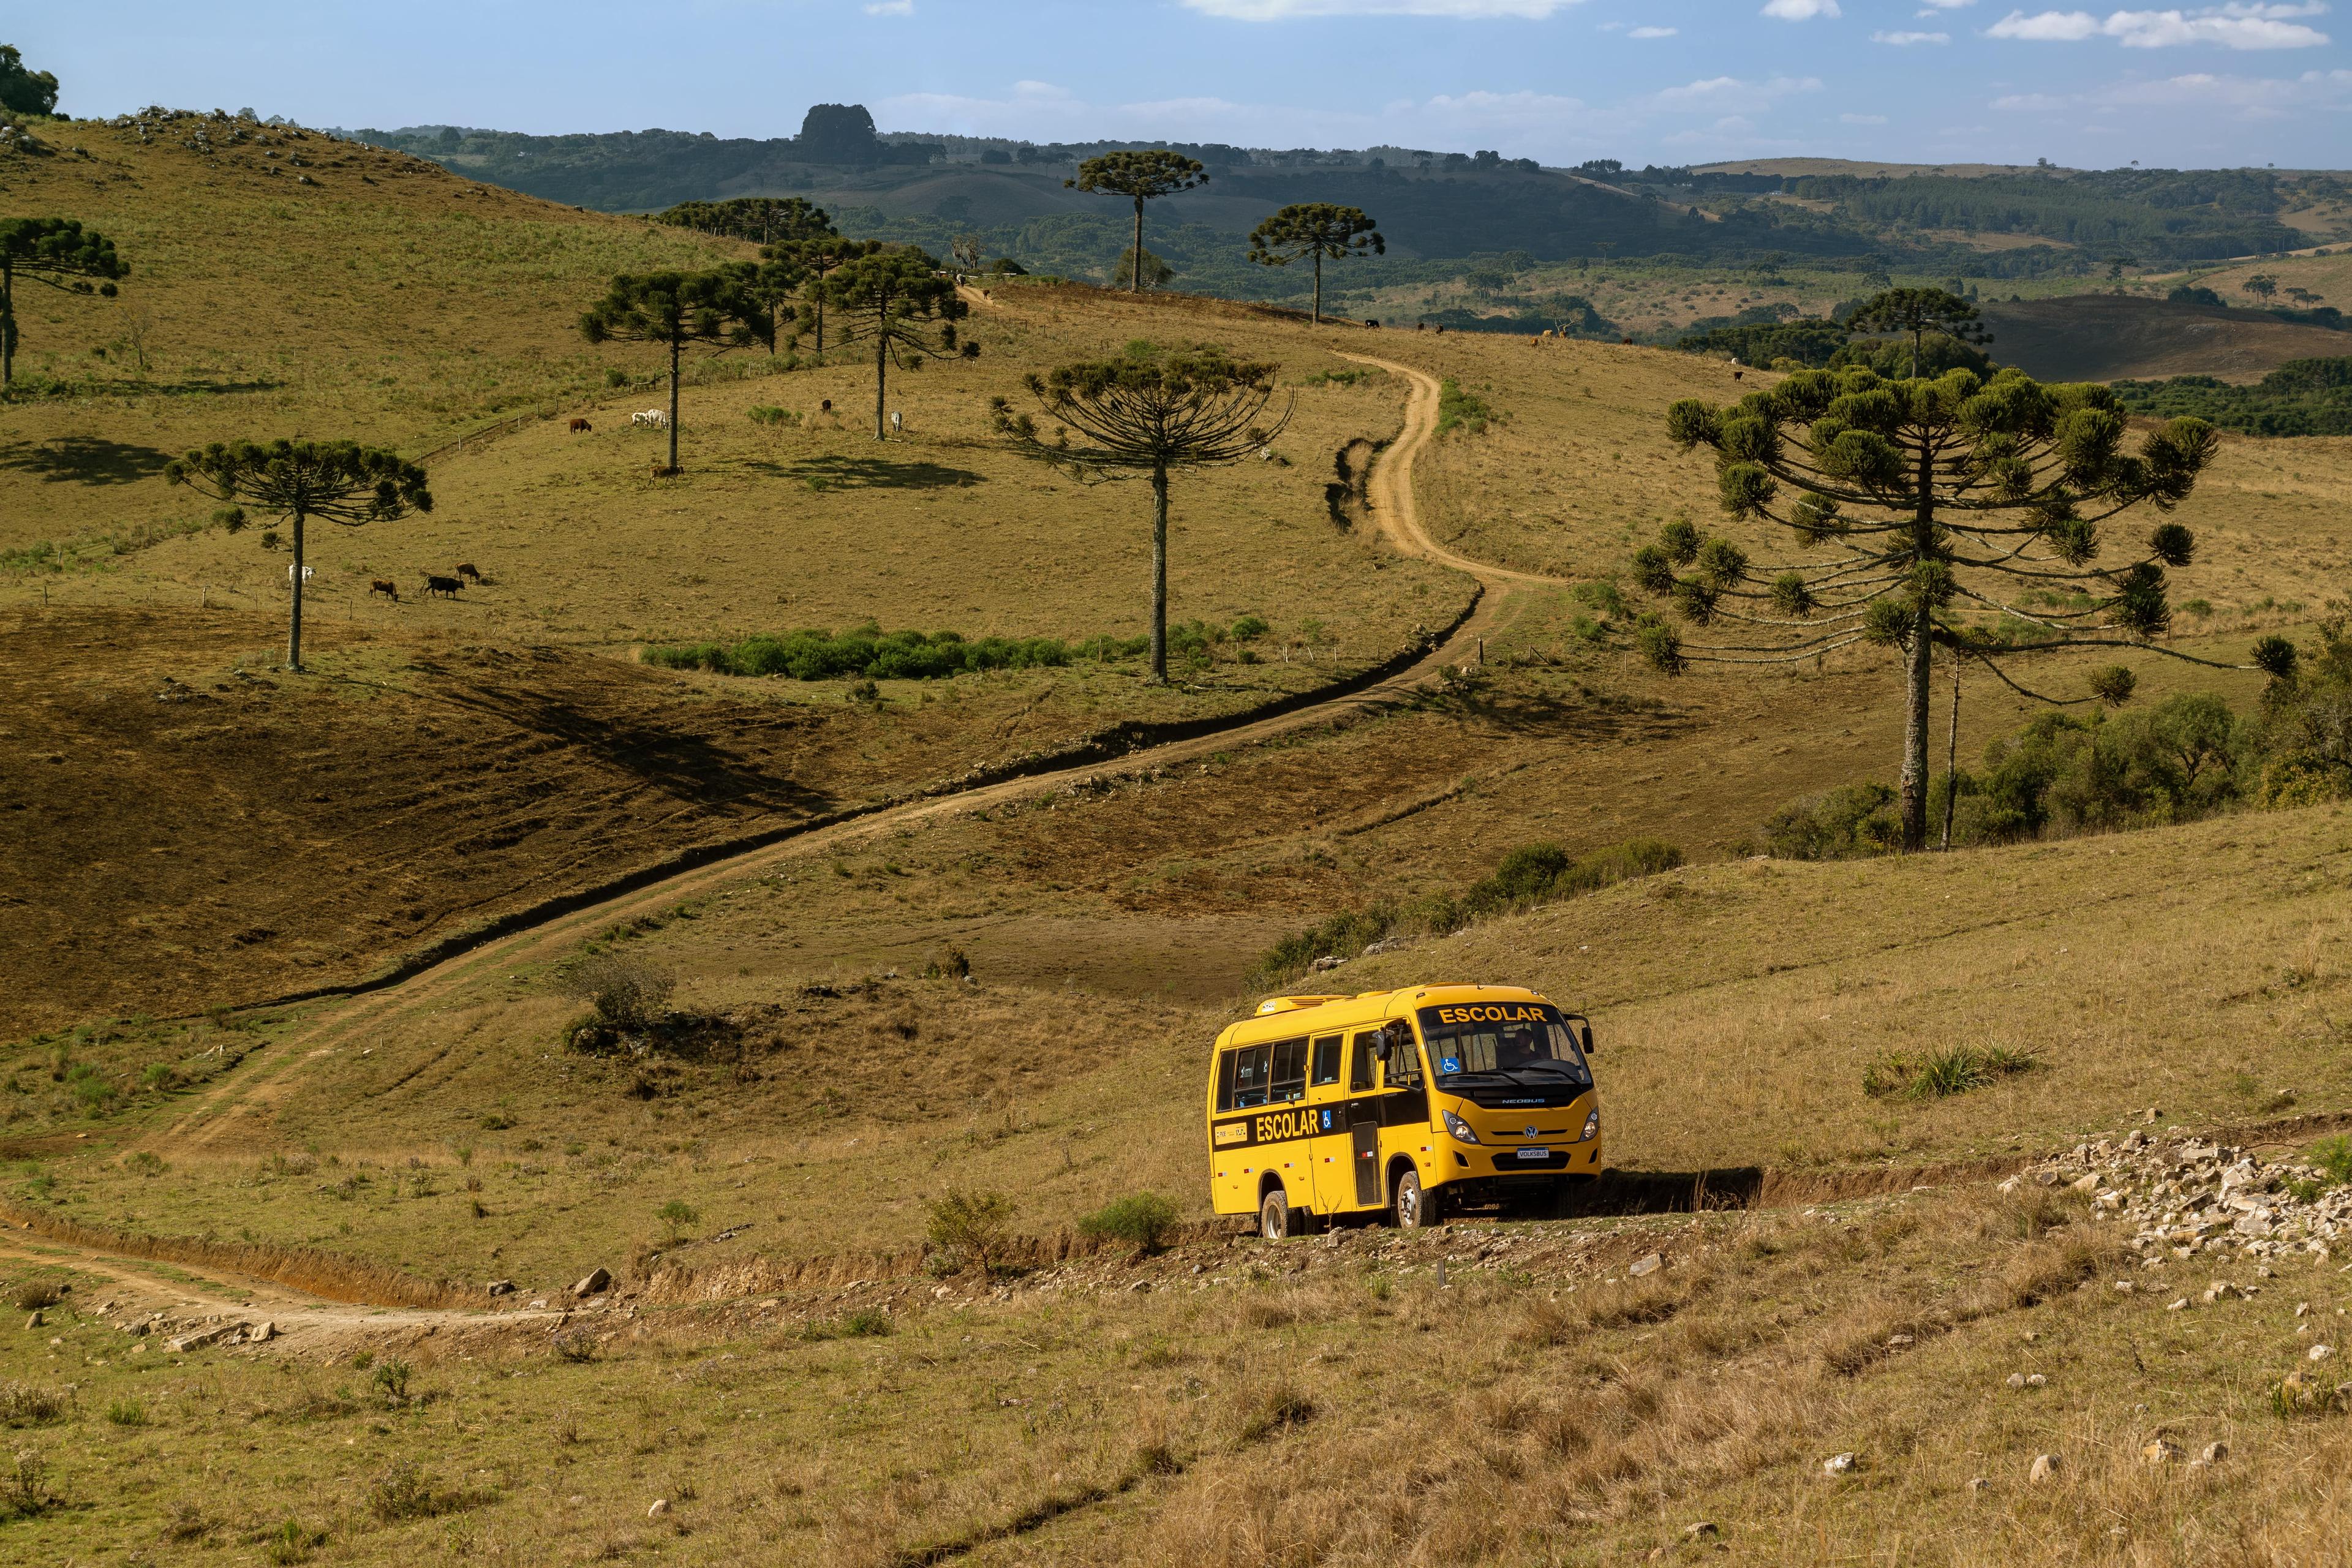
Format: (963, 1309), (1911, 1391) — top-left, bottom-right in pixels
(644, 624), (1078, 682)
(104, 1398), (146, 1427)
(10, 1281), (60, 1312)
(363, 1460), (486, 1523)
(1863, 1044), (2038, 1101)
(0, 1382), (67, 1427)
(925, 1188), (1019, 1275)
(1079, 1193), (1181, 1255)
(558, 952), (676, 1036)
(2310, 1135), (2352, 1186)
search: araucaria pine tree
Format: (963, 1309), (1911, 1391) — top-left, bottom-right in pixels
(1248, 204), (1383, 326)
(1634, 364), (2228, 851)
(992, 347), (1289, 684)
(167, 441), (431, 673)
(1068, 151), (1207, 294)
(0, 217), (127, 388)
(580, 270), (759, 472)
(1844, 287), (1991, 380)
(815, 249), (968, 440)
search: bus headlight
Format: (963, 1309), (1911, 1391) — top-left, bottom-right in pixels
(1442, 1110), (1481, 1145)
(1578, 1109), (1600, 1143)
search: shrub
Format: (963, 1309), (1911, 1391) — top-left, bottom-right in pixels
(842, 1307), (891, 1337)
(558, 952), (676, 1034)
(104, 1398), (146, 1427)
(263, 1519), (327, 1566)
(1237, 1384), (1316, 1442)
(364, 1461), (439, 1522)
(1079, 1193), (1181, 1254)
(2310, 1135), (2352, 1185)
(1863, 1044), (2038, 1101)
(1, 1449), (50, 1520)
(1765, 783), (1901, 859)
(0, 1383), (67, 1427)
(657, 1198), (699, 1239)
(10, 1281), (59, 1312)
(371, 1359), (412, 1403)
(1435, 378), (1496, 435)
(925, 1188), (1018, 1275)
(551, 1330), (598, 1364)
(747, 405), (801, 427)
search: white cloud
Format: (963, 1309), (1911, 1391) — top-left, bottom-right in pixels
(1649, 74), (1824, 112)
(1181, 0), (1578, 17)
(1918, 0), (1977, 8)
(1988, 5), (2331, 46)
(1874, 28), (1953, 40)
(1761, 0), (1842, 16)
(862, 0), (912, 12)
(1841, 111), (1892, 121)
(1629, 23), (1679, 35)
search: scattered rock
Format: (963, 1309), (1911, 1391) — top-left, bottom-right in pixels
(249, 1321), (275, 1343)
(647, 1499), (669, 1518)
(165, 1323), (239, 1354)
(1683, 1522), (1719, 1542)
(2113, 1280), (2135, 1294)
(2141, 1438), (2180, 1465)
(2069, 1174), (2101, 1193)
(1822, 1452), (1858, 1476)
(2310, 1344), (2335, 1362)
(1967, 1477), (1991, 1493)
(2005, 1373), (2026, 1389)
(486, 1280), (516, 1296)
(23, 1311), (40, 1330)
(572, 1267), (612, 1298)
(529, 1298), (550, 1311)
(1628, 1253), (1664, 1278)
(2204, 1282), (2241, 1305)
(2029, 1453), (2063, 1484)
(2167, 1297), (2189, 1311)
(2201, 1441), (2229, 1463)
(2027, 1373), (2047, 1389)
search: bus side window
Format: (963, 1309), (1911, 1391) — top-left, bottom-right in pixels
(1347, 1031), (1377, 1093)
(1310, 1035), (1343, 1088)
(1381, 1025), (1422, 1090)
(1216, 1048), (1240, 1113)
(1230, 1045), (1273, 1109)
(1271, 1038), (1308, 1102)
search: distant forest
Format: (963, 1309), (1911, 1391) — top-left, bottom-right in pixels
(2113, 357), (2352, 436)
(346, 107), (2351, 304)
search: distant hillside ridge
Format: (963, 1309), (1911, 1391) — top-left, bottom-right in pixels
(1976, 294), (2352, 383)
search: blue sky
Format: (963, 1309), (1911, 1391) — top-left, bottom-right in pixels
(21, 2), (2350, 168)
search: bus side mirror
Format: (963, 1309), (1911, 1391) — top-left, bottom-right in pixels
(1580, 1023), (1594, 1055)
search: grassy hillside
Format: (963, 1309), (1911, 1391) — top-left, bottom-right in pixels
(1978, 295), (2352, 384)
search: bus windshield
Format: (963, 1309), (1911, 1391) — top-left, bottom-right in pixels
(1416, 1003), (1591, 1091)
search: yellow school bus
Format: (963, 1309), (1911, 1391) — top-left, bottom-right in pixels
(1205, 984), (1600, 1237)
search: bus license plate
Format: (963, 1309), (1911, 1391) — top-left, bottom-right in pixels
(1515, 1147), (1551, 1161)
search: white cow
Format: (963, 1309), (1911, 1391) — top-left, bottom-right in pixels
(632, 408), (669, 429)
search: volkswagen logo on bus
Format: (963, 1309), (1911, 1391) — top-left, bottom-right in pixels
(1524, 1125), (1539, 1138)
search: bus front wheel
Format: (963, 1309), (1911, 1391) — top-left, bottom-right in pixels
(1392, 1168), (1441, 1229)
(1261, 1187), (1296, 1241)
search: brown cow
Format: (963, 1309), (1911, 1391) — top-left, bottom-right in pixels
(454, 562), (482, 583)
(568, 417), (592, 433)
(369, 578), (399, 601)
(423, 574), (461, 599)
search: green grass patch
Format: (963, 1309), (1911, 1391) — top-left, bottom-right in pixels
(1861, 1044), (2040, 1101)
(1435, 377), (1498, 437)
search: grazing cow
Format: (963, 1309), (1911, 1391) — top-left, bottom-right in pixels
(820, 399), (832, 413)
(1365, 318), (1379, 329)
(454, 562), (482, 584)
(370, 578), (399, 601)
(568, 417), (592, 433)
(631, 409), (668, 429)
(423, 573), (461, 599)
(889, 410), (903, 434)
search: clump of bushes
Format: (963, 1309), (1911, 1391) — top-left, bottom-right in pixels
(1079, 1193), (1181, 1255)
(645, 624), (1079, 681)
(558, 952), (676, 1045)
(747, 405), (801, 428)
(1763, 629), (2352, 861)
(1862, 1044), (2038, 1101)
(364, 1460), (486, 1523)
(0, 1382), (68, 1427)
(1252, 837), (1682, 986)
(925, 1188), (1019, 1276)
(1436, 377), (1496, 436)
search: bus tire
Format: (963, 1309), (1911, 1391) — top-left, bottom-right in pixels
(1260, 1186), (1294, 1241)
(1392, 1167), (1439, 1229)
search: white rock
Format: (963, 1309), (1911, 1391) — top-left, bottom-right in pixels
(647, 1498), (669, 1518)
(2029, 1453), (2063, 1484)
(1628, 1253), (1664, 1278)
(1823, 1452), (1858, 1476)
(2310, 1344), (2335, 1362)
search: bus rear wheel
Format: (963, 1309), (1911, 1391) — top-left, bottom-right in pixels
(1261, 1187), (1297, 1241)
(1392, 1168), (1441, 1229)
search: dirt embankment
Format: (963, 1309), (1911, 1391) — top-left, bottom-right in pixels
(0, 609), (902, 1036)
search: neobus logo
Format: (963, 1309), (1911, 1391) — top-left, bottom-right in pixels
(1434, 1004), (1545, 1024)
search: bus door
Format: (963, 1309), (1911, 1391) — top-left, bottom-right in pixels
(1302, 1032), (1354, 1215)
(1345, 1030), (1392, 1213)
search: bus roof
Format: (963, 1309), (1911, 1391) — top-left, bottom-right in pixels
(1216, 983), (1553, 1048)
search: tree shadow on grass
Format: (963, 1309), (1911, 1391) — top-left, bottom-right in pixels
(0, 437), (175, 486)
(747, 454), (986, 491)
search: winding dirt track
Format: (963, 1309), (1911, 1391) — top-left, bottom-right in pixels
(15, 351), (1562, 1329)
